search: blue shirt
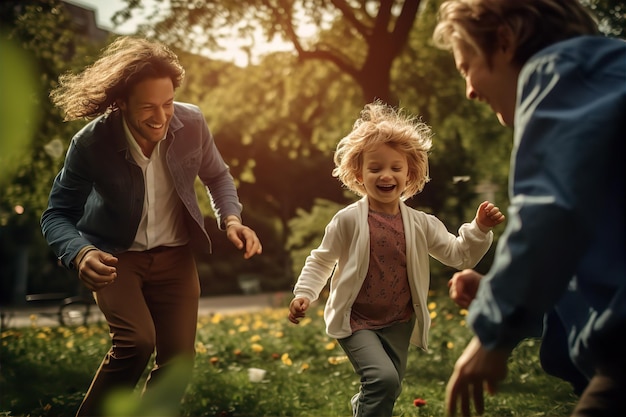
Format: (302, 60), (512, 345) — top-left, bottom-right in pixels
(469, 36), (626, 372)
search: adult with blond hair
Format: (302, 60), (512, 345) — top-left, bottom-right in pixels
(432, 0), (625, 416)
(42, 36), (262, 416)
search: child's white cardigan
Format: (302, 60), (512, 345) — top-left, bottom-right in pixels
(293, 196), (493, 351)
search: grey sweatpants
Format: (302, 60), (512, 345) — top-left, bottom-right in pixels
(338, 317), (415, 417)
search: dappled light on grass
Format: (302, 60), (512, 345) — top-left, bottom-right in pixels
(2, 289), (578, 416)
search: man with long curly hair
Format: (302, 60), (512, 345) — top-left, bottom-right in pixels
(42, 36), (262, 416)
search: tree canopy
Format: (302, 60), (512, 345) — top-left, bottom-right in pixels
(115, 0), (426, 104)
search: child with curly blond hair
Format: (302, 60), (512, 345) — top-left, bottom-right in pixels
(288, 101), (504, 417)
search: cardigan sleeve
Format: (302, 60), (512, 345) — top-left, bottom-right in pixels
(293, 214), (343, 302)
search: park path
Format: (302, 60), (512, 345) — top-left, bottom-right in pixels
(0, 292), (290, 329)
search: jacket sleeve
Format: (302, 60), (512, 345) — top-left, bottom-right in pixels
(469, 39), (626, 350)
(41, 136), (94, 268)
(195, 111), (242, 228)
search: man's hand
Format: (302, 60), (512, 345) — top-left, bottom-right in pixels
(448, 269), (483, 309)
(226, 222), (262, 259)
(78, 250), (118, 291)
(446, 336), (510, 416)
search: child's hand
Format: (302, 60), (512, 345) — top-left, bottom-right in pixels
(288, 297), (310, 324)
(476, 201), (505, 232)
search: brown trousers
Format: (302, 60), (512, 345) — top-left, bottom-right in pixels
(77, 245), (200, 417)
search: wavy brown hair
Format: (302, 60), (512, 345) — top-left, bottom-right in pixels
(333, 101), (432, 200)
(50, 36), (185, 121)
(432, 0), (599, 67)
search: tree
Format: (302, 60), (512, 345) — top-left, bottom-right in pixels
(115, 0), (422, 104)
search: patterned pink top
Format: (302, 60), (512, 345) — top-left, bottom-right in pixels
(350, 209), (413, 332)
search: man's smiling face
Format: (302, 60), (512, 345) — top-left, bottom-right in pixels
(118, 76), (175, 155)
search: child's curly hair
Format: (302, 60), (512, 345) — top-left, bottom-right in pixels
(333, 101), (432, 200)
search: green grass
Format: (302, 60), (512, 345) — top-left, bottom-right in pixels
(1, 289), (578, 416)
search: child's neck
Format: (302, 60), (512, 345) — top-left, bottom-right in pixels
(368, 200), (400, 215)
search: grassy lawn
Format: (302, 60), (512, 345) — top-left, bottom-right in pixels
(1, 288), (578, 416)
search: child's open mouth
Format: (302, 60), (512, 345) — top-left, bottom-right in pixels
(377, 184), (396, 192)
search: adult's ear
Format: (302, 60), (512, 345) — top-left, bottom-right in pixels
(116, 99), (126, 111)
(497, 25), (516, 62)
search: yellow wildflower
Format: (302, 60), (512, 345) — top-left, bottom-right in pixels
(281, 353), (292, 366)
(328, 355), (349, 365)
(195, 342), (207, 354)
(252, 320), (267, 330)
(60, 328), (72, 338)
(251, 343), (264, 353)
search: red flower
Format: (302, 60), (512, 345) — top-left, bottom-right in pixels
(413, 398), (427, 407)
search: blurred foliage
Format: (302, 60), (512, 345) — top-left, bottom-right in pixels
(0, 38), (39, 185)
(286, 197), (348, 278)
(0, 0), (113, 302)
(581, 0), (626, 38)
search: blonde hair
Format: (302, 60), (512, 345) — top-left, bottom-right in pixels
(50, 36), (185, 121)
(432, 0), (599, 67)
(333, 101), (432, 200)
